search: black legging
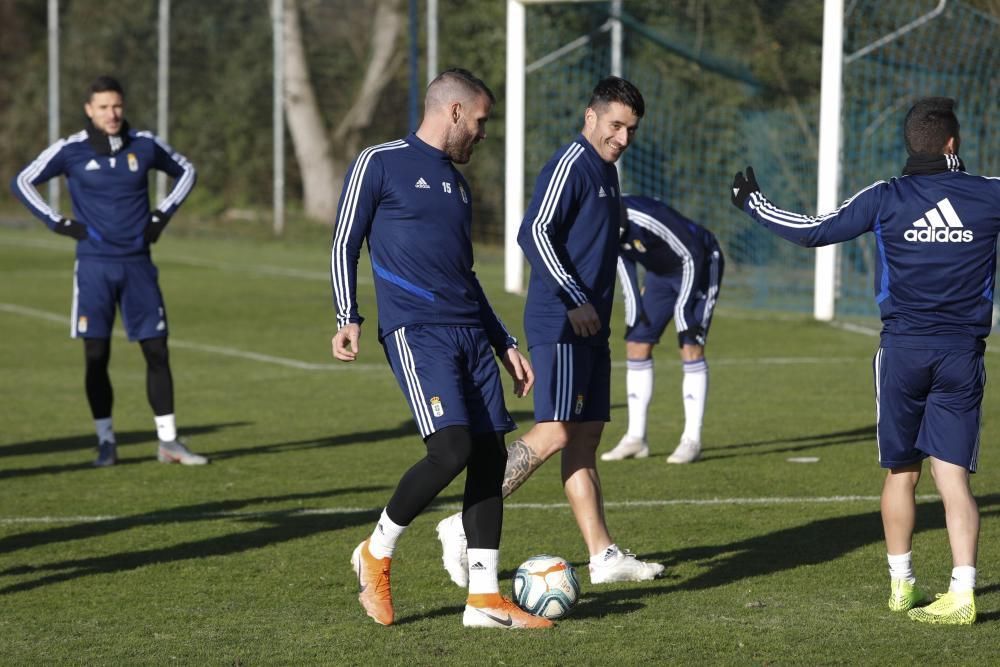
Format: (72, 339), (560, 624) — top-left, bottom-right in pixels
(83, 337), (174, 418)
(385, 425), (508, 549)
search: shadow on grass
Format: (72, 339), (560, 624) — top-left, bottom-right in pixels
(0, 418), (426, 475)
(562, 494), (1000, 621)
(0, 422), (249, 459)
(0, 486), (390, 595)
(0, 422), (250, 480)
(702, 424), (877, 461)
(210, 418), (420, 461)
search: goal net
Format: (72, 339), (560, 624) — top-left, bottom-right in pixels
(508, 0), (1000, 319)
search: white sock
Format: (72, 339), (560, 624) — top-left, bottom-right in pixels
(949, 565), (976, 593)
(467, 548), (500, 595)
(590, 543), (621, 567)
(95, 417), (115, 444)
(626, 359), (654, 439)
(887, 551), (914, 583)
(368, 508), (407, 559)
(681, 359), (708, 442)
(154, 414), (177, 442)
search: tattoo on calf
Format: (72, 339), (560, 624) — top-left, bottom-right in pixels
(502, 438), (543, 498)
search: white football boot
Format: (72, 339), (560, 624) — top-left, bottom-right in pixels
(589, 546), (665, 584)
(600, 435), (649, 461)
(666, 436), (701, 464)
(436, 513), (468, 587)
(157, 438), (209, 465)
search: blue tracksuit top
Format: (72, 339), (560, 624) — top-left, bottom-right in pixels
(11, 129), (196, 261)
(741, 166), (1000, 347)
(618, 195), (720, 328)
(330, 133), (515, 353)
(518, 134), (623, 347)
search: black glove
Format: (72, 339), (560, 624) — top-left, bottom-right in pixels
(53, 217), (88, 240)
(730, 166), (759, 210)
(144, 210), (170, 244)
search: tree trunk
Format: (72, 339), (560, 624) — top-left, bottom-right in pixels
(281, 0), (404, 223)
(282, 0), (339, 222)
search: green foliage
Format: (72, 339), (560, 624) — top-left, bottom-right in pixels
(1, 224), (999, 663)
(0, 0), (998, 252)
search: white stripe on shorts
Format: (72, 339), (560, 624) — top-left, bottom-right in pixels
(873, 347), (883, 464)
(392, 327), (434, 437)
(554, 343), (574, 421)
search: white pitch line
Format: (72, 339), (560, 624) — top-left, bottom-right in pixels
(827, 319), (1000, 355)
(1, 302), (868, 371)
(0, 495), (943, 525)
(0, 233), (370, 284)
(0, 302), (385, 372)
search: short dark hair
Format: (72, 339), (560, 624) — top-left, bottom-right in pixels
(903, 97), (959, 156)
(430, 68), (496, 105)
(87, 75), (124, 101)
(588, 76), (644, 118)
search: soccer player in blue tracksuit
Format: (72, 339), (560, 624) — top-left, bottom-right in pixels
(11, 75), (205, 467)
(600, 196), (724, 464)
(331, 69), (549, 629)
(732, 97), (999, 625)
(436, 77), (664, 588)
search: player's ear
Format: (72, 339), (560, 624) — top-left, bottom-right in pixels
(584, 107), (597, 131)
(450, 102), (462, 124)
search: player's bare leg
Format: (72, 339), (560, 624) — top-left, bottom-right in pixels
(881, 464), (921, 555)
(880, 463), (928, 611)
(928, 457), (979, 567)
(907, 457), (978, 625)
(559, 421), (612, 553)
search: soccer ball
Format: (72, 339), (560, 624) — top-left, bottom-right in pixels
(512, 554), (580, 619)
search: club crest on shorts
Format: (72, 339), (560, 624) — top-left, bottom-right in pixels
(430, 396), (445, 417)
(574, 394), (584, 415)
(127, 153), (139, 172)
(77, 316), (88, 333)
(633, 239), (647, 253)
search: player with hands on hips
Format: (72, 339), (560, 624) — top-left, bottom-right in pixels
(10, 75), (204, 467)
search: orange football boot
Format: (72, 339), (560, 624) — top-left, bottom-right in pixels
(463, 593), (554, 629)
(350, 540), (394, 625)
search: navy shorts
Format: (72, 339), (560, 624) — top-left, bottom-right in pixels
(626, 248), (724, 348)
(873, 345), (985, 471)
(382, 325), (515, 439)
(72, 258), (167, 341)
(529, 343), (611, 422)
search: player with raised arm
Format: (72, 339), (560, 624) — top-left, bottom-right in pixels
(600, 196), (724, 464)
(11, 75), (205, 467)
(731, 97), (999, 625)
(437, 77), (664, 589)
(331, 69), (550, 629)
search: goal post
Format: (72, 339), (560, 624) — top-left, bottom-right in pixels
(814, 0), (844, 322)
(505, 0), (621, 294)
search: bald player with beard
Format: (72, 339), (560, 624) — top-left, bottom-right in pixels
(331, 69), (550, 629)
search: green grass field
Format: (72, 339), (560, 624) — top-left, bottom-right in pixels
(1, 223), (998, 665)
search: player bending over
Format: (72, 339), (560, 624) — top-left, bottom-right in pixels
(601, 196), (724, 464)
